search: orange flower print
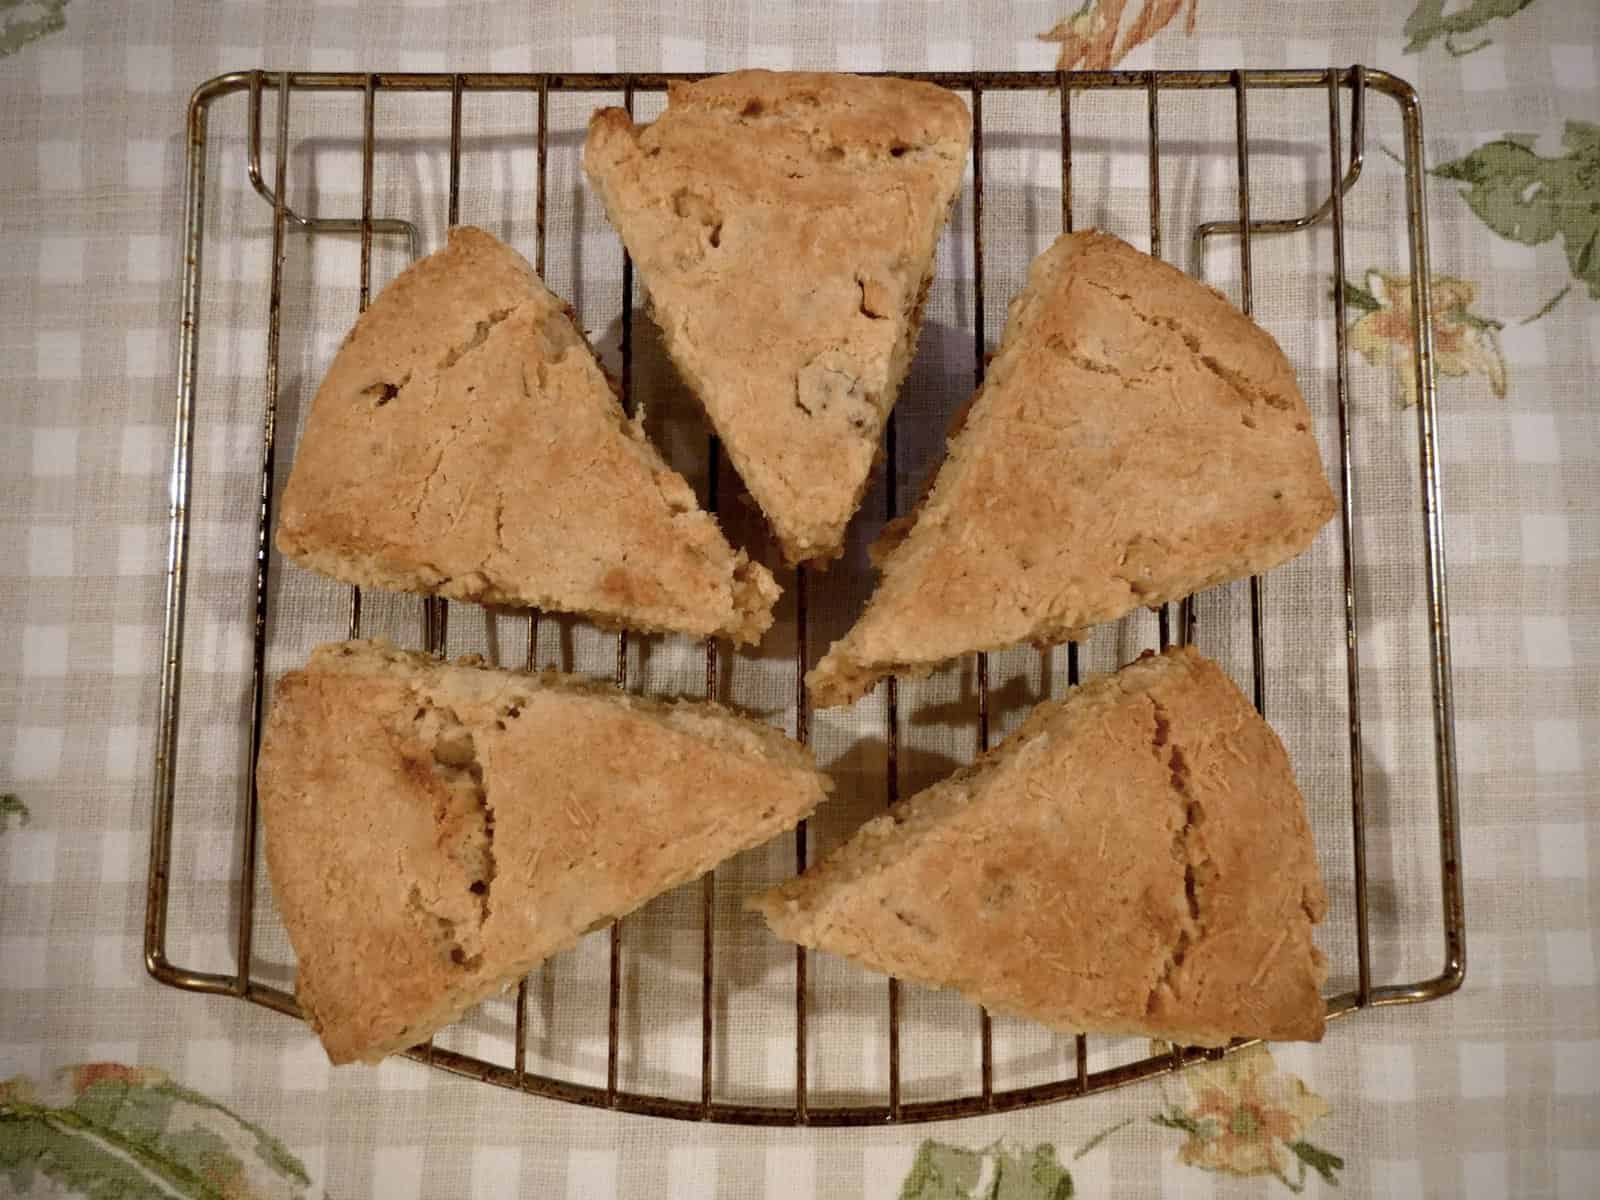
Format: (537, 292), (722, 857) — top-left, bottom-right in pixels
(1039, 0), (1200, 70)
(1153, 1043), (1343, 1191)
(1346, 269), (1508, 406)
(69, 1062), (161, 1094)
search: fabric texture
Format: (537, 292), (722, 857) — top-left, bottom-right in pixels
(1, 1), (1596, 1196)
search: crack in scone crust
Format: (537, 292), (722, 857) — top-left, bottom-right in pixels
(1080, 277), (1302, 427)
(393, 693), (495, 971)
(1145, 694), (1204, 1018)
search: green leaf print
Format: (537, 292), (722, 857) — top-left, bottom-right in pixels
(1072, 1116), (1134, 1160)
(0, 1066), (315, 1200)
(1434, 121), (1600, 300)
(0, 1107), (187, 1200)
(900, 1139), (1073, 1200)
(1288, 1139), (1345, 1186)
(1403, 0), (1536, 56)
(0, 794), (27, 832)
(1151, 1108), (1212, 1137)
(997, 1144), (1073, 1200)
(902, 1141), (984, 1199)
(0, 0), (69, 59)
(1338, 277), (1383, 314)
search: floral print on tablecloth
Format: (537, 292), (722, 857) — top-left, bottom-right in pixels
(1344, 270), (1508, 405)
(1434, 121), (1600, 305)
(1040, 0), (1199, 69)
(1340, 116), (1600, 407)
(898, 1044), (1342, 1197)
(1402, 0), (1537, 57)
(1150, 1044), (1343, 1191)
(0, 793), (27, 831)
(0, 1064), (317, 1199)
(0, 0), (69, 58)
(899, 1139), (1074, 1199)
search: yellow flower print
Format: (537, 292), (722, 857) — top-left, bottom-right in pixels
(1152, 1042), (1343, 1192)
(1346, 269), (1508, 405)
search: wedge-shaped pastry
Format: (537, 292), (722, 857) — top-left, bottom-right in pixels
(752, 646), (1328, 1046)
(808, 230), (1337, 706)
(584, 71), (971, 564)
(276, 226), (777, 644)
(259, 638), (831, 1064)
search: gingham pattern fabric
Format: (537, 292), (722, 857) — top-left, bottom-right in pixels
(2, 2), (1597, 1196)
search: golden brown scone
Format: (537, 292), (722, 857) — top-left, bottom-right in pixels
(583, 71), (971, 564)
(258, 638), (831, 1065)
(752, 646), (1328, 1046)
(275, 226), (778, 645)
(807, 230), (1337, 706)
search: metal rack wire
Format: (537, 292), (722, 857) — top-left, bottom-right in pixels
(147, 67), (1464, 1125)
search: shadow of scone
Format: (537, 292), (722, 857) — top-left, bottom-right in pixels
(807, 229), (1339, 707)
(753, 646), (1328, 1047)
(257, 638), (831, 1065)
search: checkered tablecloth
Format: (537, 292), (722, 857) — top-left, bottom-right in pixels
(3, 1), (1597, 1197)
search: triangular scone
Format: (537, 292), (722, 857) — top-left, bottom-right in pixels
(259, 639), (831, 1064)
(584, 71), (971, 564)
(808, 230), (1337, 705)
(275, 226), (778, 645)
(753, 647), (1328, 1046)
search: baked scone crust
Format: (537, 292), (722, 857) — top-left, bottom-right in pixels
(275, 226), (778, 645)
(584, 71), (972, 564)
(258, 638), (831, 1064)
(753, 646), (1328, 1046)
(808, 230), (1338, 705)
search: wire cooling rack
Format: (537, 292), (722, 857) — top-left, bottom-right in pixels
(147, 67), (1464, 1125)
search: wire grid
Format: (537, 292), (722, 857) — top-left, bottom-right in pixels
(146, 67), (1465, 1125)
